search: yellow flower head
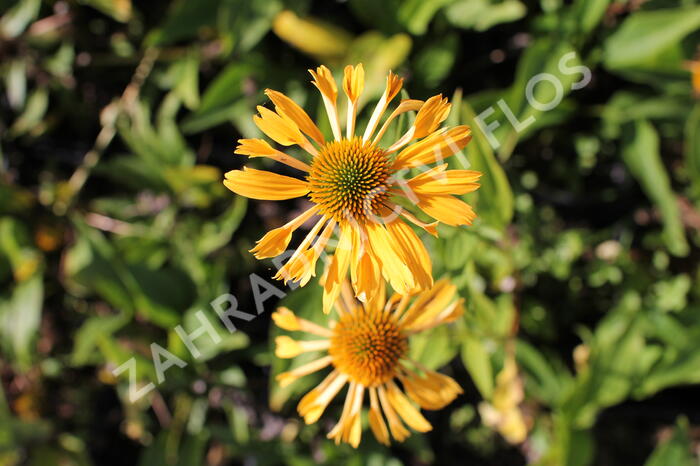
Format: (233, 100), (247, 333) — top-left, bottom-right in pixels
(225, 65), (481, 312)
(272, 279), (464, 447)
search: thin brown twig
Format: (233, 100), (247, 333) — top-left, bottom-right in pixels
(53, 47), (160, 215)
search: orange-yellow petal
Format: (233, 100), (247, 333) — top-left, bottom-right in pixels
(373, 99), (424, 144)
(274, 217), (327, 284)
(399, 279), (457, 327)
(224, 167), (309, 200)
(414, 94), (451, 139)
(408, 167), (481, 196)
(342, 63), (364, 103)
(265, 89), (325, 146)
(400, 368), (463, 410)
(377, 385), (411, 442)
(276, 355), (332, 387)
(393, 125), (472, 169)
(369, 387), (390, 446)
(348, 226), (381, 305)
(385, 381), (432, 433)
(309, 65), (337, 102)
(298, 371), (348, 424)
(250, 205), (318, 259)
(274, 336), (329, 358)
(322, 225), (351, 314)
(365, 222), (415, 295)
(253, 106), (303, 146)
(416, 193), (477, 227)
(272, 306), (333, 337)
(384, 219), (433, 291)
(309, 65), (341, 141)
(362, 71), (404, 141)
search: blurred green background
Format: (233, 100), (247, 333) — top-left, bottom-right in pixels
(1, 0), (700, 464)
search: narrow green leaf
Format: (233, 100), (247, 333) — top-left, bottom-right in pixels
(621, 120), (688, 256)
(603, 7), (700, 70)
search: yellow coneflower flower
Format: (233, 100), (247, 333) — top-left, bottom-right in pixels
(225, 65), (481, 313)
(271, 279), (464, 447)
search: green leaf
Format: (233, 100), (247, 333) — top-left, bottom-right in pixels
(461, 333), (493, 398)
(461, 101), (514, 229)
(71, 313), (128, 366)
(0, 0), (40, 38)
(621, 120), (688, 257)
(8, 87), (48, 138)
(414, 34), (458, 87)
(603, 7), (700, 70)
(515, 341), (569, 404)
(145, 0), (219, 46)
(409, 324), (459, 370)
(446, 0), (526, 31)
(347, 0), (403, 33)
(686, 104), (700, 197)
(567, 0), (610, 36)
(5, 59), (26, 110)
(79, 0), (132, 22)
(171, 53), (200, 111)
(64, 219), (195, 327)
(182, 63), (254, 133)
(0, 274), (42, 370)
(645, 417), (694, 466)
(397, 0), (453, 35)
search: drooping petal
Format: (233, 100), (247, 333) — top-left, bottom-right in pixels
(400, 367), (463, 410)
(328, 383), (364, 447)
(293, 219), (336, 286)
(415, 193), (477, 226)
(274, 217), (328, 284)
(223, 167), (309, 200)
(377, 385), (411, 442)
(235, 138), (311, 171)
(274, 336), (330, 358)
(385, 381), (432, 432)
(400, 278), (456, 327)
(322, 225), (352, 314)
(393, 125), (472, 169)
(271, 306), (333, 337)
(348, 226), (381, 305)
(327, 381), (357, 445)
(265, 89), (325, 146)
(384, 218), (433, 291)
(407, 167), (481, 196)
(364, 222), (416, 295)
(399, 209), (439, 237)
(368, 387), (391, 445)
(250, 205), (319, 259)
(298, 371), (348, 424)
(276, 355), (332, 387)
